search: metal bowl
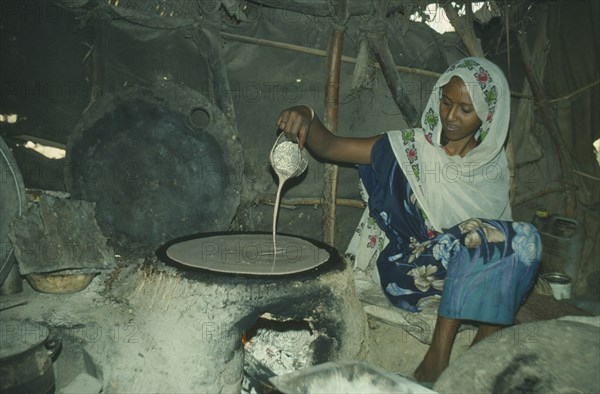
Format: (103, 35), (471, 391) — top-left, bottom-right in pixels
(26, 271), (97, 294)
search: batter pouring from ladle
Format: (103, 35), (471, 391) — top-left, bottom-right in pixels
(269, 110), (311, 269)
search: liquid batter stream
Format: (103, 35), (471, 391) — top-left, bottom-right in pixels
(270, 136), (308, 270)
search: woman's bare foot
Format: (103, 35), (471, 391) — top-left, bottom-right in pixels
(413, 315), (460, 384)
(414, 347), (449, 383)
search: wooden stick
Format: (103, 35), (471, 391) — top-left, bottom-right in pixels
(220, 31), (441, 78)
(504, 88), (518, 204)
(366, 27), (420, 127)
(317, 1), (352, 247)
(510, 91), (533, 99)
(513, 182), (571, 206)
(545, 79), (600, 104)
(516, 31), (577, 215)
(573, 170), (600, 182)
(504, 2), (512, 82)
(442, 2), (484, 57)
(321, 15), (346, 247)
(249, 0), (408, 18)
(257, 196), (365, 209)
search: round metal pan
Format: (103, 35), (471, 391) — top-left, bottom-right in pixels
(165, 233), (331, 276)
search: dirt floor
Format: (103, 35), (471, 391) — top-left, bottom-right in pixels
(364, 315), (472, 380)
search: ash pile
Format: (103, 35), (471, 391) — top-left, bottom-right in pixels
(241, 313), (319, 393)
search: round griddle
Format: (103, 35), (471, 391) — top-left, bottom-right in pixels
(166, 233), (330, 276)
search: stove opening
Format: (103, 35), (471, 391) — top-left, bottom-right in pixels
(241, 312), (320, 393)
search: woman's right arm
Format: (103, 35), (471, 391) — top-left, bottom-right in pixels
(276, 105), (381, 165)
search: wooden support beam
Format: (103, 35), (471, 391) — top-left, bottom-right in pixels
(250, 0), (408, 17)
(256, 196), (365, 209)
(516, 31), (578, 215)
(513, 182), (570, 207)
(442, 2), (484, 57)
(220, 32), (441, 78)
(321, 1), (348, 247)
(365, 25), (420, 127)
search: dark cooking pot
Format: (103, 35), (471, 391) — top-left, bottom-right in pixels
(0, 320), (61, 394)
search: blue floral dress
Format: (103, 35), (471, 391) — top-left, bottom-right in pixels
(359, 135), (542, 325)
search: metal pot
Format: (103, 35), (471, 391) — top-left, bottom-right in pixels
(0, 320), (61, 394)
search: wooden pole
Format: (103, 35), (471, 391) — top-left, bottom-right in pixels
(442, 2), (484, 57)
(513, 182), (570, 207)
(256, 196), (365, 209)
(321, 2), (347, 247)
(516, 31), (578, 216)
(220, 32), (441, 78)
(366, 26), (420, 127)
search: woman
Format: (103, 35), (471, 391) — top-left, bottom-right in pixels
(276, 57), (542, 383)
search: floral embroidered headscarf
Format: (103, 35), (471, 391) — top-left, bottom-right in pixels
(388, 57), (512, 231)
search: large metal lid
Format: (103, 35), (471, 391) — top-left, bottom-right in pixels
(0, 320), (49, 359)
(0, 137), (26, 287)
(166, 234), (330, 276)
(66, 82), (243, 248)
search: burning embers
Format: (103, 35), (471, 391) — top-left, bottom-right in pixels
(242, 313), (318, 393)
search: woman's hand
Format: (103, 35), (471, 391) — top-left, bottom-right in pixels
(276, 105), (314, 150)
(275, 105), (379, 164)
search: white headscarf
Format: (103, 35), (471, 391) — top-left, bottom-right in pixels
(388, 57), (512, 231)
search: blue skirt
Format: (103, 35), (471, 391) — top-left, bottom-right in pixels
(359, 135), (541, 325)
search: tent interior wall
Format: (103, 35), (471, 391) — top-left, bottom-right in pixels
(1, 0), (598, 298)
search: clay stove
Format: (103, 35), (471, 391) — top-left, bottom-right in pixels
(0, 232), (368, 393)
(99, 232), (369, 392)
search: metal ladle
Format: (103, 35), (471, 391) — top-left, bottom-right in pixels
(270, 132), (308, 179)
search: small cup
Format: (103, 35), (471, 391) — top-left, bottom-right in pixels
(542, 272), (572, 300)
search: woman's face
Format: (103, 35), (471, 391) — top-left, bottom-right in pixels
(439, 76), (482, 143)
